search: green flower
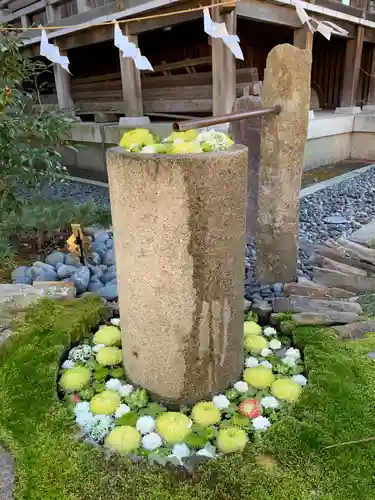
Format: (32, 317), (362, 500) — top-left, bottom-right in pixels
(243, 366), (275, 389)
(244, 321), (262, 337)
(216, 427), (248, 453)
(90, 390), (121, 415)
(169, 141), (203, 154)
(156, 412), (192, 444)
(59, 366), (91, 392)
(119, 128), (155, 151)
(244, 335), (268, 354)
(191, 402), (221, 427)
(271, 378), (302, 402)
(104, 426), (141, 454)
(125, 388), (149, 409)
(93, 326), (121, 346)
(96, 346), (122, 366)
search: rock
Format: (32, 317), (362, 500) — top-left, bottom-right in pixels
(64, 254), (77, 266)
(317, 255), (367, 277)
(102, 269), (117, 284)
(26, 266), (42, 281)
(106, 239), (114, 249)
(244, 298), (252, 312)
(13, 276), (33, 285)
(99, 265), (108, 273)
(103, 249), (116, 267)
(88, 281), (104, 293)
(92, 241), (107, 254)
(292, 312), (362, 326)
(368, 350), (375, 359)
(72, 267), (90, 294)
(273, 282), (284, 295)
(94, 231), (110, 243)
(57, 265), (77, 280)
(323, 215), (349, 224)
(0, 446), (13, 500)
(91, 252), (101, 265)
(0, 284), (41, 329)
(11, 266), (28, 280)
(0, 328), (12, 345)
(99, 283), (118, 301)
(256, 44), (311, 283)
(34, 270), (58, 281)
(284, 282), (356, 299)
(313, 267), (375, 293)
(273, 296), (362, 314)
(332, 320), (375, 340)
(252, 299), (272, 322)
(33, 261), (56, 273)
(349, 220), (375, 247)
(45, 251), (65, 267)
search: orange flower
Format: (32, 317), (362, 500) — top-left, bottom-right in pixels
(4, 87), (11, 97)
(239, 398), (261, 419)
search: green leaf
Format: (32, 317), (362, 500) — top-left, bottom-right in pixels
(185, 433), (207, 449)
(115, 412), (139, 427)
(138, 402), (166, 418)
(229, 413), (251, 429)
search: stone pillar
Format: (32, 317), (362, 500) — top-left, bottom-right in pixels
(106, 146), (248, 406)
(229, 93), (262, 242)
(337, 26), (364, 113)
(53, 51), (73, 110)
(211, 6), (236, 116)
(256, 44), (312, 283)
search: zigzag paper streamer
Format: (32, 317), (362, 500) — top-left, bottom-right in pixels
(40, 29), (70, 73)
(203, 7), (244, 60)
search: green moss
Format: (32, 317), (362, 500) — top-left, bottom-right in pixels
(2, 301), (375, 499)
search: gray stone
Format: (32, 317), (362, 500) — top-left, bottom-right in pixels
(0, 284), (41, 329)
(102, 270), (117, 284)
(72, 267), (90, 294)
(34, 270), (58, 281)
(11, 266), (28, 280)
(13, 276), (33, 285)
(252, 299), (272, 322)
(45, 251), (65, 267)
(229, 94), (262, 241)
(94, 231), (110, 243)
(323, 215), (349, 224)
(57, 265), (77, 280)
(99, 265), (108, 273)
(292, 311), (362, 326)
(103, 249), (116, 267)
(91, 252), (101, 265)
(64, 254), (77, 266)
(99, 283), (118, 301)
(26, 266), (42, 280)
(273, 296), (362, 314)
(106, 239), (114, 249)
(89, 266), (103, 280)
(0, 328), (12, 346)
(92, 241), (107, 254)
(256, 44), (311, 283)
(349, 220), (375, 247)
(332, 321), (375, 340)
(88, 281), (104, 293)
(313, 267), (375, 293)
(0, 446), (13, 500)
(244, 298), (252, 312)
(273, 282), (284, 295)
(368, 350), (375, 359)
(33, 261), (56, 273)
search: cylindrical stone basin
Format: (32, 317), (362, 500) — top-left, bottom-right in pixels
(106, 145), (248, 406)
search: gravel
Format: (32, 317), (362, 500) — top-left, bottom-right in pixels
(14, 166), (375, 304)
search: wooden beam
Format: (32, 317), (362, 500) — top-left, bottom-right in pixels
(119, 32), (143, 117)
(211, 4), (236, 116)
(76, 0), (90, 13)
(237, 0), (300, 27)
(53, 50), (74, 110)
(293, 25), (313, 51)
(340, 26), (364, 107)
(20, 13), (29, 27)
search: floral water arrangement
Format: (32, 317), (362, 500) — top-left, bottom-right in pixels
(119, 128), (234, 154)
(59, 316), (307, 469)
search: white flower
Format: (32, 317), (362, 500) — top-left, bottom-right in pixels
(268, 339), (282, 350)
(252, 416), (272, 431)
(292, 374), (308, 386)
(234, 381), (249, 393)
(110, 318), (120, 327)
(245, 356), (259, 368)
(173, 138), (184, 145)
(119, 384), (134, 397)
(263, 326), (277, 337)
(62, 359), (75, 369)
(76, 410), (96, 432)
(92, 343), (105, 353)
(196, 130), (232, 151)
(142, 432), (163, 451)
(260, 348), (272, 357)
(282, 356), (297, 367)
(172, 443), (190, 459)
(141, 145), (157, 153)
(260, 360), (273, 369)
(196, 447), (216, 459)
(115, 404), (131, 419)
(260, 396), (279, 409)
(105, 378), (123, 392)
(69, 344), (92, 362)
(74, 401), (90, 414)
(136, 416), (156, 435)
(285, 348), (301, 360)
(88, 414), (114, 442)
(212, 394), (230, 410)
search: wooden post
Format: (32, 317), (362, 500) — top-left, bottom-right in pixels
(293, 25), (313, 51)
(339, 26), (364, 109)
(53, 50), (73, 109)
(211, 6), (236, 116)
(366, 44), (375, 106)
(119, 34), (144, 117)
(21, 15), (30, 29)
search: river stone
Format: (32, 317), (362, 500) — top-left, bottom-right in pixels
(57, 264), (77, 280)
(323, 215), (349, 224)
(99, 283), (118, 301)
(103, 249), (116, 267)
(332, 320), (375, 340)
(94, 231), (110, 243)
(256, 44), (312, 283)
(11, 266), (28, 280)
(88, 280), (104, 293)
(102, 269), (117, 284)
(34, 270), (58, 281)
(106, 239), (114, 249)
(64, 254), (77, 266)
(244, 298), (252, 312)
(72, 267), (90, 294)
(273, 296), (362, 314)
(252, 299), (272, 322)
(33, 261), (56, 273)
(292, 312), (362, 326)
(0, 284), (41, 329)
(284, 282), (356, 299)
(13, 275), (33, 285)
(0, 446), (13, 500)
(45, 251), (65, 267)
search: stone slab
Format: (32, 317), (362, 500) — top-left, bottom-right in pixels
(0, 284), (41, 330)
(349, 220), (375, 247)
(292, 311), (362, 325)
(32, 281), (76, 299)
(284, 282), (356, 298)
(332, 321), (375, 339)
(313, 267), (375, 293)
(273, 296), (362, 314)
(0, 447), (13, 500)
